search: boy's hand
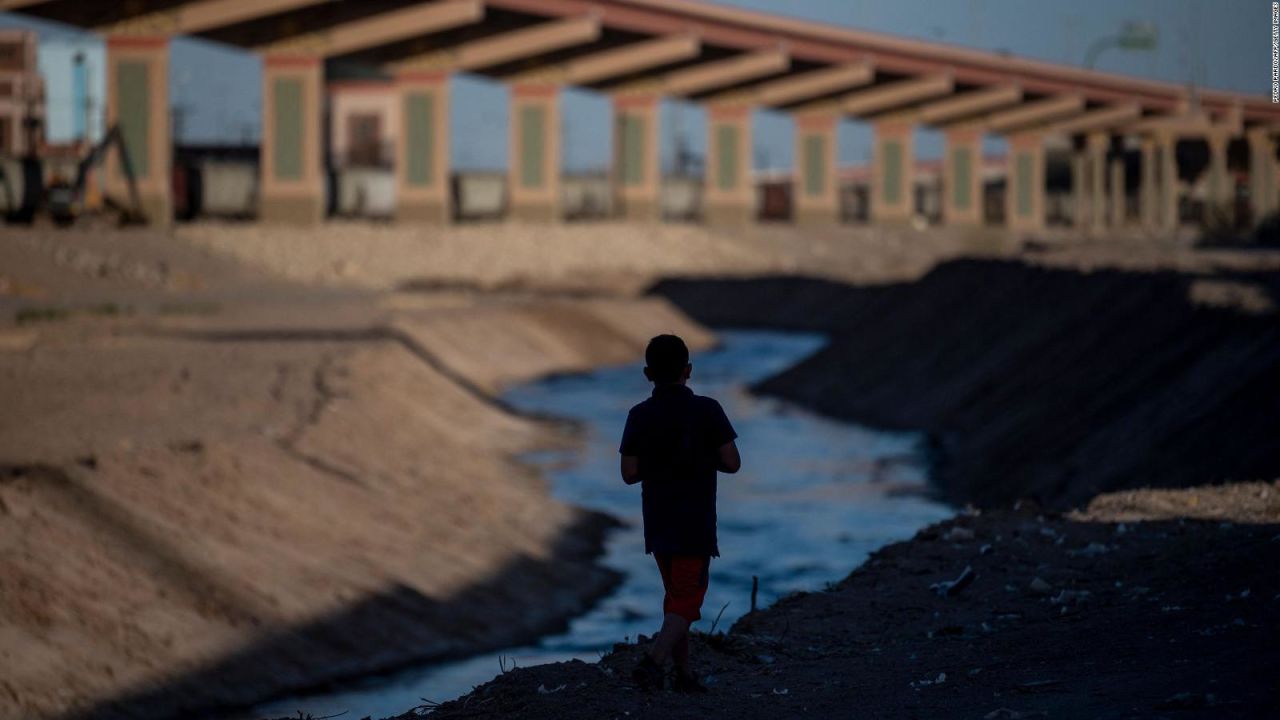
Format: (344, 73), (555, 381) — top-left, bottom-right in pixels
(621, 455), (641, 485)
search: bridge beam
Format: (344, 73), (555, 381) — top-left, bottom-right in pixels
(94, 0), (332, 36)
(665, 49), (789, 98)
(756, 63), (874, 107)
(105, 35), (171, 227)
(988, 95), (1084, 134)
(844, 75), (953, 118)
(921, 85), (1021, 126)
(255, 0), (484, 56)
(793, 108), (839, 225)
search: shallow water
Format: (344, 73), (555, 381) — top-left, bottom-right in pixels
(254, 330), (952, 719)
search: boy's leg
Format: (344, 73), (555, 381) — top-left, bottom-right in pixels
(648, 555), (709, 666)
(672, 626), (690, 672)
(648, 612), (690, 665)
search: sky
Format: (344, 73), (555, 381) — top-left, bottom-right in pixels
(0, 0), (1263, 171)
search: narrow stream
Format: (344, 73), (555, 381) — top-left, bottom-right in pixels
(254, 330), (953, 719)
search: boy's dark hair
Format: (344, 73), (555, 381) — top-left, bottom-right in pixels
(645, 334), (689, 384)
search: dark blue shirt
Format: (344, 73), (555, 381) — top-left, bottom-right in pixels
(619, 384), (738, 557)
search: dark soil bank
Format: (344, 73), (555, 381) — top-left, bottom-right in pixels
(410, 496), (1280, 720)
(652, 259), (1280, 510)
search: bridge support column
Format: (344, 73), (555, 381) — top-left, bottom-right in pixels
(942, 128), (982, 225)
(508, 81), (561, 222)
(1139, 136), (1157, 230)
(871, 118), (913, 224)
(261, 54), (324, 225)
(1247, 128), (1277, 223)
(611, 89), (661, 222)
(1109, 147), (1126, 229)
(395, 71), (451, 223)
(1070, 144), (1088, 230)
(704, 98), (753, 225)
(106, 36), (171, 227)
(1086, 132), (1107, 234)
(1156, 132), (1179, 232)
(793, 109), (838, 225)
(1006, 131), (1045, 233)
(1206, 130), (1232, 225)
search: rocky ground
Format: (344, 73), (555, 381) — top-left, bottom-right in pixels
(409, 482), (1280, 720)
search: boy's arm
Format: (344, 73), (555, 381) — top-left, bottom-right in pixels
(717, 441), (741, 474)
(620, 455), (641, 485)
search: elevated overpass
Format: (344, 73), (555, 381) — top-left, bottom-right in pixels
(5, 0), (1277, 229)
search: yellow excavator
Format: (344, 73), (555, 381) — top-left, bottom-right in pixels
(44, 124), (147, 226)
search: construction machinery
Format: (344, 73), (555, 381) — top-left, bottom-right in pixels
(45, 124), (146, 226)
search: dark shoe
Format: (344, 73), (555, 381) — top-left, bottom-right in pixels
(631, 655), (665, 691)
(672, 671), (708, 694)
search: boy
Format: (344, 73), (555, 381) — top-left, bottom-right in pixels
(619, 334), (741, 692)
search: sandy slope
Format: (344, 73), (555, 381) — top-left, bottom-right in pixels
(0, 225), (712, 719)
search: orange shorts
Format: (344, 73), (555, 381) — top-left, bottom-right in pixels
(654, 554), (711, 623)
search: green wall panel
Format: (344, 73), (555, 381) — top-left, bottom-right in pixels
(404, 92), (435, 187)
(519, 105), (546, 189)
(620, 114), (644, 186)
(951, 146), (972, 211)
(273, 77), (303, 181)
(116, 60), (150, 180)
(803, 134), (826, 197)
(1016, 151), (1033, 217)
(881, 140), (902, 206)
(716, 123), (739, 191)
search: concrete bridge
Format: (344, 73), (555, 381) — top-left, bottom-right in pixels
(6, 0), (1279, 230)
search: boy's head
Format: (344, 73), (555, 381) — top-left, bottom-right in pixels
(644, 334), (691, 385)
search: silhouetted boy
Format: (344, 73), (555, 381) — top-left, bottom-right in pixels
(620, 334), (741, 692)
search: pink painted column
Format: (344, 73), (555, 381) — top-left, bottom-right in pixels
(704, 99), (753, 225)
(260, 54), (325, 225)
(1006, 131), (1045, 233)
(793, 109), (839, 225)
(611, 89), (661, 221)
(105, 35), (171, 226)
(508, 80), (561, 222)
(942, 127), (983, 225)
(870, 118), (914, 224)
(395, 70), (451, 223)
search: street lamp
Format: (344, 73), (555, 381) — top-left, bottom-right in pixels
(1084, 21), (1158, 69)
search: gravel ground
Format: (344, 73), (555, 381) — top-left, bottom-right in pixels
(406, 483), (1279, 720)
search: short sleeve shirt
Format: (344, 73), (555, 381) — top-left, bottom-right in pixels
(619, 384), (738, 557)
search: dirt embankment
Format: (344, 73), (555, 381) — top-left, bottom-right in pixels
(0, 287), (710, 720)
(653, 258), (1280, 509)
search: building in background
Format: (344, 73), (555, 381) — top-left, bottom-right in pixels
(0, 29), (45, 155)
(37, 34), (104, 148)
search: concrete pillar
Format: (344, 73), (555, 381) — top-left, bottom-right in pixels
(508, 80), (561, 222)
(394, 71), (450, 223)
(1070, 146), (1088, 230)
(1006, 131), (1045, 233)
(871, 118), (913, 224)
(261, 54), (324, 225)
(1206, 131), (1232, 225)
(1156, 132), (1179, 232)
(1247, 129), (1277, 223)
(105, 36), (171, 227)
(611, 89), (661, 222)
(942, 127), (982, 225)
(1087, 132), (1107, 234)
(704, 98), (753, 225)
(1139, 136), (1157, 230)
(793, 109), (839, 225)
(1109, 153), (1126, 228)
